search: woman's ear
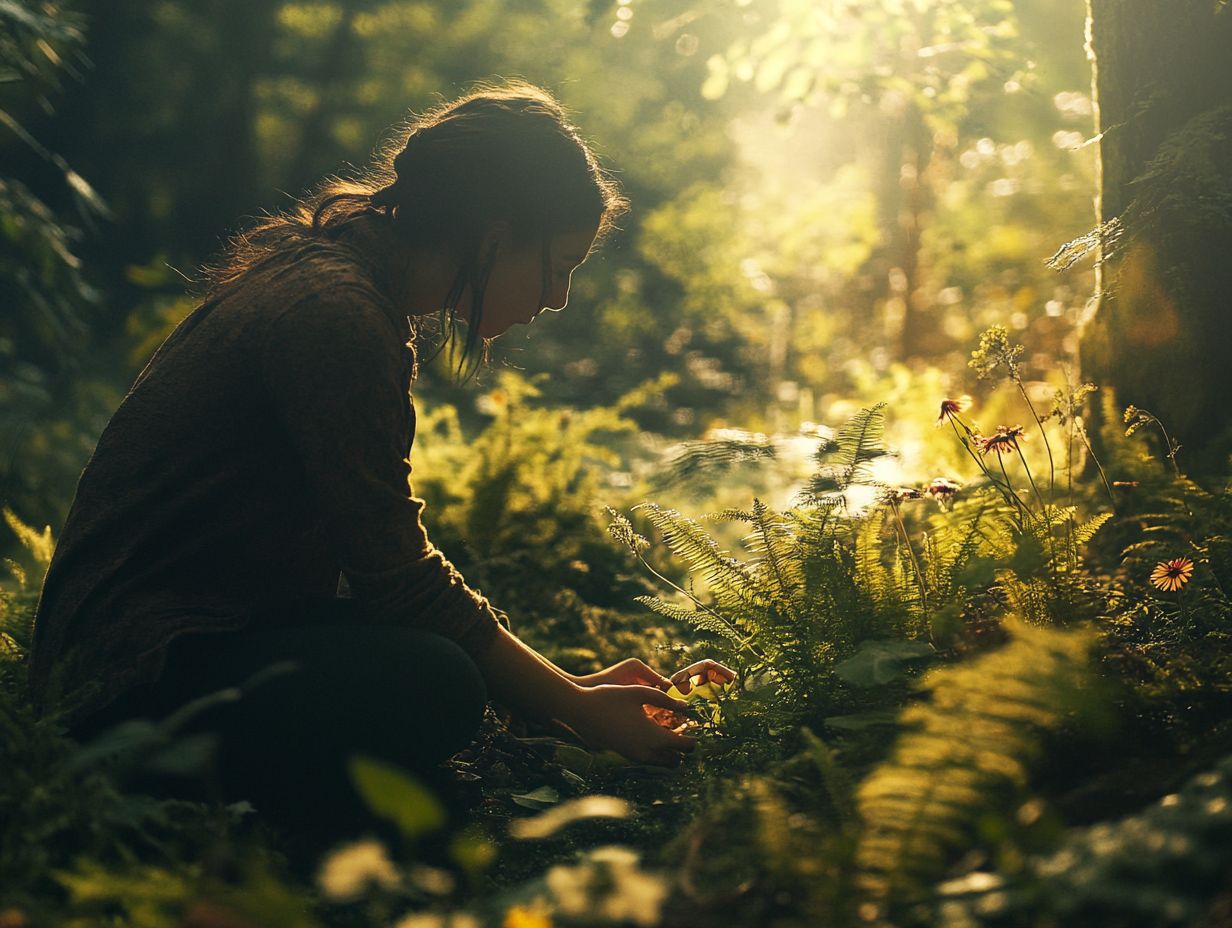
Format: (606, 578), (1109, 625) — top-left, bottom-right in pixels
(480, 220), (514, 256)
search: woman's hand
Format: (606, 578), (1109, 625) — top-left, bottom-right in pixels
(668, 659), (736, 696)
(574, 657), (672, 691)
(563, 683), (696, 766)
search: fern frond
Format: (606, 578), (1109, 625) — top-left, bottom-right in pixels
(746, 498), (803, 612)
(3, 509), (53, 569)
(855, 619), (1099, 912)
(1073, 512), (1113, 548)
(652, 432), (776, 493)
(635, 503), (763, 611)
(854, 510), (893, 607)
(704, 508), (757, 524)
(807, 404), (889, 498)
(998, 572), (1053, 625)
(633, 595), (745, 644)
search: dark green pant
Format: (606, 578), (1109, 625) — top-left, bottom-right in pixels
(73, 601), (488, 847)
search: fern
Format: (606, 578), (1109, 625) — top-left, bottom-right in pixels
(854, 619), (1100, 912)
(652, 430), (777, 495)
(634, 503), (764, 613)
(1072, 511), (1113, 548)
(633, 594), (746, 645)
(804, 403), (890, 501)
(745, 499), (804, 616)
(3, 509), (54, 572)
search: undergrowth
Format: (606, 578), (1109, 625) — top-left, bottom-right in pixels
(3, 328), (1232, 927)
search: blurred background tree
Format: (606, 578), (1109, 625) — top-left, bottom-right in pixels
(0, 0), (115, 523)
(1079, 0), (1232, 475)
(3, 0), (1114, 525)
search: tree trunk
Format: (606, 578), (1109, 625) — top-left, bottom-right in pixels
(1082, 0), (1232, 476)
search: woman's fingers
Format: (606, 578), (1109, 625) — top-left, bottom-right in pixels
(621, 657), (672, 690)
(670, 659), (736, 694)
(629, 684), (689, 713)
(653, 727), (697, 754)
(587, 658), (671, 690)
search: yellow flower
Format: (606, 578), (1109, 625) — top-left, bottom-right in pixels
(1150, 557), (1194, 592)
(503, 905), (552, 928)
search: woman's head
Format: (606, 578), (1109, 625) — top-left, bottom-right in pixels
(317, 81), (627, 369)
(366, 83), (622, 247)
(209, 81), (626, 374)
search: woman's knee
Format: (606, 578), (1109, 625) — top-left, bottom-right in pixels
(311, 625), (488, 760)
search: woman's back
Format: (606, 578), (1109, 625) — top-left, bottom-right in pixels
(30, 235), (419, 715)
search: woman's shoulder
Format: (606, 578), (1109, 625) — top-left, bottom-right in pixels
(218, 230), (397, 336)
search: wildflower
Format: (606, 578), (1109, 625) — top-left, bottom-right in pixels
(1150, 557), (1194, 592)
(317, 839), (400, 902)
(1050, 382), (1097, 426)
(935, 395), (972, 428)
(969, 324), (1024, 380)
(546, 846), (668, 927)
(925, 477), (962, 509)
(977, 425), (1026, 456)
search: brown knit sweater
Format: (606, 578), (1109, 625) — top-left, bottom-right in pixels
(29, 231), (500, 718)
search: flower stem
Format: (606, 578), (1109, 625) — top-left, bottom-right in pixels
(1075, 416), (1118, 514)
(949, 419), (1027, 525)
(635, 551), (767, 662)
(1015, 377), (1056, 503)
(889, 500), (928, 618)
(997, 451), (1034, 525)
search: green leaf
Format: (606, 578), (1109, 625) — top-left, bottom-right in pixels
(554, 743), (596, 775)
(450, 828), (498, 878)
(666, 677), (734, 702)
(0, 631), (21, 658)
(348, 755), (446, 839)
(823, 709), (901, 731)
(833, 639), (935, 687)
(509, 785), (561, 810)
(509, 795), (631, 840)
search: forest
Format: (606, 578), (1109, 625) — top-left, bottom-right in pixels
(2, 0), (1231, 925)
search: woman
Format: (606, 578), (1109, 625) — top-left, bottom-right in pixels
(29, 82), (730, 830)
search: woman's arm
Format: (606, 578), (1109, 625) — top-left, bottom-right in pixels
(471, 625), (697, 766)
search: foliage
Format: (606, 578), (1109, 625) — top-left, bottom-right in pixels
(4, 2), (1232, 927)
(699, 0), (1022, 129)
(411, 370), (673, 671)
(940, 754), (1232, 927)
(0, 0), (112, 520)
(855, 619), (1100, 913)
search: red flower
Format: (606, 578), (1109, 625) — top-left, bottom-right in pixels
(935, 395), (972, 428)
(925, 477), (962, 510)
(977, 425), (1026, 456)
(926, 477), (961, 497)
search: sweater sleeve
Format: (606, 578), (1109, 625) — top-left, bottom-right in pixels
(260, 286), (500, 655)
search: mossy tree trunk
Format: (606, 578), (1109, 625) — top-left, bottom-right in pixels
(1082, 0), (1232, 475)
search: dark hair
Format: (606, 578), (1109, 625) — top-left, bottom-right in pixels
(206, 81), (627, 375)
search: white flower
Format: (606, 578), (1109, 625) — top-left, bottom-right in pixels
(544, 846), (668, 927)
(317, 839), (400, 902)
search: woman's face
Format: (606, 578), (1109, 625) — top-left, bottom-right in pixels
(466, 224), (599, 339)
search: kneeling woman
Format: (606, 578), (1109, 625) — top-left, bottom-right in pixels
(29, 82), (728, 831)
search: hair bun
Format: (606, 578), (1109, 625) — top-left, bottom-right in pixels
(391, 131), (427, 177)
